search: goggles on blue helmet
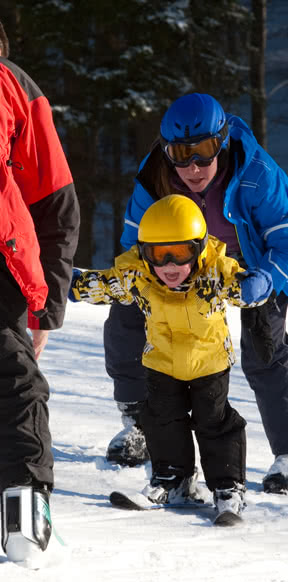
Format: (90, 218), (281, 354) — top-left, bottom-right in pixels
(160, 122), (229, 168)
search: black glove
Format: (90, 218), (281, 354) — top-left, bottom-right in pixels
(240, 292), (276, 365)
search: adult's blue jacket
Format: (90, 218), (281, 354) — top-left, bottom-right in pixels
(121, 114), (288, 296)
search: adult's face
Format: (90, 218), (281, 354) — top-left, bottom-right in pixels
(175, 157), (218, 193)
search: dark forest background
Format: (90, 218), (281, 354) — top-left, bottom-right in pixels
(0, 1), (279, 267)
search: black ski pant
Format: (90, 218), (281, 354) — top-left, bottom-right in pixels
(241, 291), (288, 456)
(0, 259), (53, 493)
(139, 368), (246, 491)
(104, 302), (146, 402)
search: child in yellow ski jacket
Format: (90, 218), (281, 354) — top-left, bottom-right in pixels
(70, 195), (273, 523)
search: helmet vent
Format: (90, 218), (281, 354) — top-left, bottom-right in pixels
(194, 122), (201, 128)
(184, 125), (190, 138)
(175, 122), (181, 129)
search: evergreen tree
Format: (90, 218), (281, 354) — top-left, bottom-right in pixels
(188, 0), (250, 105)
(2, 1), (250, 265)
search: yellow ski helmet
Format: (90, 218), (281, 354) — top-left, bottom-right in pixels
(138, 194), (208, 271)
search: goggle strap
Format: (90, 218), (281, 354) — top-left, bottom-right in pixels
(160, 121), (228, 147)
(219, 121), (229, 142)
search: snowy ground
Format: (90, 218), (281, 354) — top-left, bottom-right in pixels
(1, 302), (288, 581)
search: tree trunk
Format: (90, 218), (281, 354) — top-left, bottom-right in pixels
(111, 130), (123, 258)
(250, 0), (267, 149)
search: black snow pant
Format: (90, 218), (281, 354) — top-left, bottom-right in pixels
(0, 257), (53, 493)
(241, 291), (288, 456)
(140, 368), (246, 492)
(104, 302), (146, 402)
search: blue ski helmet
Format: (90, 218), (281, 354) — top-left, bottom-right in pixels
(160, 93), (229, 149)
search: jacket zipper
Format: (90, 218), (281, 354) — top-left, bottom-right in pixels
(6, 238), (17, 252)
(185, 295), (192, 328)
(201, 196), (206, 218)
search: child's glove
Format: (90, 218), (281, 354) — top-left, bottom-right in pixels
(68, 268), (82, 302)
(236, 268), (273, 304)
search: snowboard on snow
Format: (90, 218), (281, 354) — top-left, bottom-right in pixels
(109, 491), (242, 526)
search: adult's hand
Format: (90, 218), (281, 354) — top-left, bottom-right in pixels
(31, 329), (49, 360)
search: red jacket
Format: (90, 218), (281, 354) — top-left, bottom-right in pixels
(0, 57), (80, 329)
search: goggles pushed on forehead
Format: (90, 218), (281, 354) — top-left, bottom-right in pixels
(139, 237), (207, 268)
(160, 123), (228, 168)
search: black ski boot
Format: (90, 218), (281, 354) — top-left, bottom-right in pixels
(263, 455), (288, 494)
(263, 473), (288, 494)
(142, 468), (205, 505)
(213, 483), (246, 526)
(106, 401), (149, 466)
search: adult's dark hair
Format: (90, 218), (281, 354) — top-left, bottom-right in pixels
(0, 20), (10, 57)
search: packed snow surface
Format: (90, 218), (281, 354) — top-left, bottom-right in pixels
(1, 302), (287, 581)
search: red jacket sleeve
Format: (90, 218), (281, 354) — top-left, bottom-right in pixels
(0, 58), (80, 329)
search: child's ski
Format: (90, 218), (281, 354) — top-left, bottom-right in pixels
(109, 490), (213, 512)
(110, 491), (243, 526)
(213, 510), (243, 526)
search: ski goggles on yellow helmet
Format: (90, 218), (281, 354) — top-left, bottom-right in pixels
(139, 237), (207, 267)
(160, 123), (228, 168)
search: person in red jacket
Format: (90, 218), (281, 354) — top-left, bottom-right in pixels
(0, 21), (80, 564)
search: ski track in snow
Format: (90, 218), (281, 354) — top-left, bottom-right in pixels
(1, 302), (288, 581)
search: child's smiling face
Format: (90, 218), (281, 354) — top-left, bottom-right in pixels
(154, 262), (192, 288)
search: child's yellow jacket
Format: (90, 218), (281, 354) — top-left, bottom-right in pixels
(73, 236), (251, 381)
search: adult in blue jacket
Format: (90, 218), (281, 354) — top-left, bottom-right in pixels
(104, 93), (288, 494)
